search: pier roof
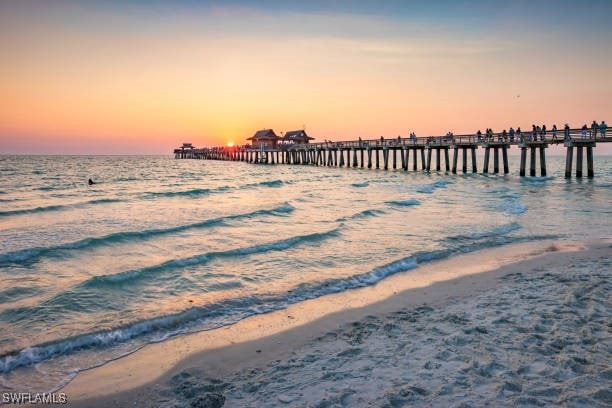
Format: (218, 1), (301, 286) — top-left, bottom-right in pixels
(284, 130), (313, 142)
(248, 129), (280, 141)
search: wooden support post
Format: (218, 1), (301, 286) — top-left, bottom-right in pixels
(483, 147), (490, 173)
(376, 149), (380, 169)
(530, 146), (536, 177)
(401, 148), (407, 170)
(426, 148), (432, 171)
(493, 147), (499, 174)
(587, 146), (594, 178)
(360, 149), (364, 168)
(462, 148), (468, 173)
(502, 146), (509, 174)
(435, 148), (441, 171)
(413, 149), (418, 171)
(444, 148), (450, 172)
(367, 149), (372, 168)
(383, 148), (389, 170)
(539, 147), (547, 176)
(392, 148), (397, 169)
(565, 146), (573, 178)
(471, 148), (477, 173)
(519, 147), (526, 177)
(405, 149), (410, 171)
(339, 149), (344, 167)
(420, 148), (426, 170)
(352, 149), (358, 167)
(452, 148), (458, 173)
(576, 146), (583, 177)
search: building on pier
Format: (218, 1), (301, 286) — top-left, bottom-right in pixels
(282, 130), (314, 145)
(174, 142), (197, 158)
(247, 129), (281, 148)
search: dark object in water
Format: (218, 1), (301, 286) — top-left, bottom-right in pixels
(88, 178), (95, 185)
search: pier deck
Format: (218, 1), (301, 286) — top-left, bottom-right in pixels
(175, 128), (611, 178)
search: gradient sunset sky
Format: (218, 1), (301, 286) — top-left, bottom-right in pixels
(1, 0), (611, 154)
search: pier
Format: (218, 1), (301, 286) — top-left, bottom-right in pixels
(174, 127), (611, 178)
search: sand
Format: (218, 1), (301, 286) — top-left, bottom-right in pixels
(62, 240), (611, 407)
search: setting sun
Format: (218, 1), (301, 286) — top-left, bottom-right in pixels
(227, 142), (235, 147)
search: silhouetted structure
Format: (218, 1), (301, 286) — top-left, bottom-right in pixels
(283, 130), (314, 145)
(247, 129), (281, 149)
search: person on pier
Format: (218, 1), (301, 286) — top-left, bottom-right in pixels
(600, 121), (607, 138)
(591, 121), (599, 139)
(564, 124), (571, 141)
(509, 127), (515, 142)
(551, 124), (558, 140)
(581, 124), (588, 139)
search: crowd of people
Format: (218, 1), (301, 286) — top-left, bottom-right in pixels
(316, 121), (607, 147)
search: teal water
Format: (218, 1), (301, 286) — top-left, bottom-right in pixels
(0, 153), (610, 392)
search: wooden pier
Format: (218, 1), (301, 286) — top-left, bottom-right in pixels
(175, 127), (611, 178)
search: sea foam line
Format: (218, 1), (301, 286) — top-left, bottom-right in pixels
(0, 203), (295, 266)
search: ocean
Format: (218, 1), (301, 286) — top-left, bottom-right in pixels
(0, 152), (610, 393)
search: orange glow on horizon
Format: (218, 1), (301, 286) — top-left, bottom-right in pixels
(0, 2), (611, 154)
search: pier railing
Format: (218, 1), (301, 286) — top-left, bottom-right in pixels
(176, 126), (610, 178)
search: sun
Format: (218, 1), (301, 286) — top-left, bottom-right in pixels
(227, 141), (234, 147)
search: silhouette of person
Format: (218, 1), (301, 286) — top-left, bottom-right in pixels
(600, 121), (607, 138)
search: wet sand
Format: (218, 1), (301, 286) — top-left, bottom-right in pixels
(64, 240), (611, 407)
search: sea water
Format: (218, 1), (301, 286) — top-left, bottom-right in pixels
(0, 152), (610, 392)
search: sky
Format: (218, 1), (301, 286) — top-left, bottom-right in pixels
(0, 0), (611, 154)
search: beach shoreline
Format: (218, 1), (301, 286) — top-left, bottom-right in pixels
(60, 238), (611, 407)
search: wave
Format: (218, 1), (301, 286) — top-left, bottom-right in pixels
(351, 181), (369, 188)
(85, 228), (340, 286)
(520, 176), (555, 184)
(0, 286), (42, 303)
(335, 209), (385, 222)
(499, 201), (527, 215)
(244, 179), (285, 188)
(385, 199), (420, 207)
(443, 222), (522, 241)
(142, 188), (212, 198)
(416, 180), (450, 194)
(0, 223), (550, 376)
(139, 179), (283, 199)
(0, 198), (122, 218)
(0, 203), (296, 266)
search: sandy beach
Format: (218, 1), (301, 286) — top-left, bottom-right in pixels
(60, 240), (611, 407)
